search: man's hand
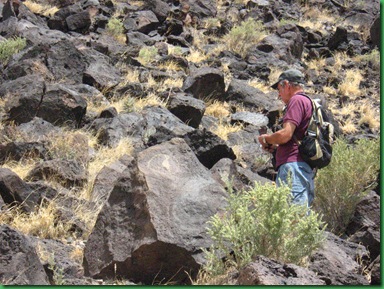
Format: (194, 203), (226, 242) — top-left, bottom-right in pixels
(258, 134), (276, 153)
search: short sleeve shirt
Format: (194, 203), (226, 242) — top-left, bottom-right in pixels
(275, 93), (313, 169)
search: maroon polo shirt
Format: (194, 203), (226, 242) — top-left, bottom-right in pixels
(275, 93), (313, 169)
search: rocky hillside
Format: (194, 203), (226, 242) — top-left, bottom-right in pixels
(0, 0), (380, 285)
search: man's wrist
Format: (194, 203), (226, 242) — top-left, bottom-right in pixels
(263, 136), (269, 145)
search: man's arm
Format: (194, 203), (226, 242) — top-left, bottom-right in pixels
(258, 121), (296, 149)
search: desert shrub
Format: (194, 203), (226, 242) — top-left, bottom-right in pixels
(106, 17), (124, 36)
(222, 18), (266, 58)
(168, 45), (183, 56)
(200, 182), (326, 280)
(0, 37), (27, 64)
(313, 137), (380, 234)
(138, 46), (158, 65)
(106, 17), (126, 43)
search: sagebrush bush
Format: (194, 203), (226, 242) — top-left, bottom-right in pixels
(313, 137), (380, 235)
(0, 37), (27, 64)
(200, 182), (326, 280)
(106, 17), (126, 43)
(222, 18), (266, 58)
(138, 46), (158, 64)
(107, 17), (124, 36)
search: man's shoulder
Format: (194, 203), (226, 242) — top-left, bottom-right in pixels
(291, 93), (312, 106)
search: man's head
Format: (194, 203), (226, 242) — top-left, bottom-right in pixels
(271, 69), (306, 90)
(272, 69), (306, 104)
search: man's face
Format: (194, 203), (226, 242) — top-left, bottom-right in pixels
(277, 80), (290, 104)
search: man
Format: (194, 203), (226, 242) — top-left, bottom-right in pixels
(258, 69), (314, 208)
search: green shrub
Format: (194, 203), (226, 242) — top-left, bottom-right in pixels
(122, 96), (136, 113)
(0, 37), (27, 64)
(201, 182), (326, 278)
(138, 46), (158, 64)
(314, 137), (380, 234)
(106, 17), (124, 36)
(222, 18), (266, 58)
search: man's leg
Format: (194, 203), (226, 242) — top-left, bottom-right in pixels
(276, 162), (314, 207)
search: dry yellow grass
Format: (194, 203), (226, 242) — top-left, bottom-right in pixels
(2, 158), (38, 180)
(70, 246), (84, 264)
(341, 118), (358, 134)
(46, 130), (89, 164)
(134, 92), (168, 110)
(190, 28), (211, 48)
(86, 100), (110, 116)
(143, 74), (183, 93)
(186, 48), (209, 63)
(120, 67), (140, 85)
(202, 17), (221, 30)
(353, 49), (380, 71)
(0, 201), (73, 239)
(211, 121), (243, 141)
(358, 100), (380, 130)
(323, 85), (337, 96)
(307, 57), (327, 73)
(332, 51), (350, 74)
(299, 7), (339, 32)
(157, 61), (184, 72)
(248, 78), (270, 93)
(338, 102), (358, 117)
(88, 137), (134, 181)
(23, 0), (59, 17)
(338, 69), (363, 98)
(4, 162), (35, 185)
(205, 100), (231, 119)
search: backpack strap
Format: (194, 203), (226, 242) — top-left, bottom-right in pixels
(292, 92), (316, 144)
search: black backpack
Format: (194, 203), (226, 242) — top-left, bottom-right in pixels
(295, 94), (335, 169)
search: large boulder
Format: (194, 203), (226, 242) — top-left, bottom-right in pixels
(1, 75), (45, 125)
(25, 159), (88, 189)
(82, 60), (121, 92)
(3, 44), (54, 81)
(238, 255), (325, 285)
(0, 141), (48, 164)
(142, 105), (194, 146)
(46, 39), (88, 84)
(83, 139), (227, 284)
(183, 128), (236, 169)
(345, 191), (380, 260)
(127, 10), (160, 34)
(36, 83), (87, 128)
(308, 231), (370, 285)
(182, 67), (225, 100)
(167, 93), (206, 128)
(254, 24), (303, 64)
(225, 78), (275, 111)
(88, 112), (147, 149)
(0, 168), (35, 211)
(1, 77), (87, 127)
(369, 15), (380, 49)
(90, 155), (133, 203)
(0, 225), (49, 285)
